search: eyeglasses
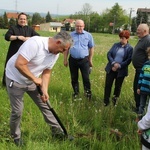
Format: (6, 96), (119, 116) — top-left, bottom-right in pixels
(76, 26), (84, 28)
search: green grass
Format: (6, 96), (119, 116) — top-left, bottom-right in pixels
(0, 29), (141, 150)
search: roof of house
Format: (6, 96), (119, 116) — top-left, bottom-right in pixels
(137, 8), (150, 13)
(63, 19), (75, 24)
(6, 12), (19, 19)
(50, 22), (63, 27)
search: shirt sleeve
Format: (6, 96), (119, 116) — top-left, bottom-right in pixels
(138, 99), (150, 130)
(19, 38), (39, 61)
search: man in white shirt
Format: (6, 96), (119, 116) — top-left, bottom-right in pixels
(5, 31), (73, 146)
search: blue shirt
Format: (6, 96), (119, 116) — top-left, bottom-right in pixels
(114, 47), (125, 63)
(70, 30), (94, 59)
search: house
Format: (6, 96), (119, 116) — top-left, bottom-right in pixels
(63, 19), (75, 31)
(40, 22), (63, 32)
(6, 12), (19, 21)
(137, 8), (150, 24)
(32, 25), (40, 31)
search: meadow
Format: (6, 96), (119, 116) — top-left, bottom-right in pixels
(0, 29), (141, 150)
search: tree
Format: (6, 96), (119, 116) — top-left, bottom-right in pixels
(8, 18), (16, 27)
(131, 17), (137, 33)
(89, 12), (101, 32)
(81, 3), (92, 31)
(100, 3), (129, 33)
(46, 11), (52, 22)
(32, 12), (44, 25)
(0, 16), (4, 28)
(3, 12), (8, 29)
(136, 11), (148, 26)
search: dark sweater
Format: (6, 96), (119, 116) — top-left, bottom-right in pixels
(4, 24), (39, 65)
(132, 35), (150, 69)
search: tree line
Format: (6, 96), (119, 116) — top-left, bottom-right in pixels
(0, 3), (149, 33)
(0, 11), (53, 29)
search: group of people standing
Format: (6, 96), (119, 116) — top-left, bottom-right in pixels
(102, 23), (150, 150)
(2, 11), (150, 149)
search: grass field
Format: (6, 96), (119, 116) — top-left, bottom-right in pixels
(0, 29), (141, 150)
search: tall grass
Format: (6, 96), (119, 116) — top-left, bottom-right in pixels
(0, 29), (140, 150)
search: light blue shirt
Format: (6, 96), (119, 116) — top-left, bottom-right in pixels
(114, 47), (125, 63)
(70, 30), (94, 59)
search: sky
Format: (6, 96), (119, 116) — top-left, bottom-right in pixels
(0, 0), (150, 17)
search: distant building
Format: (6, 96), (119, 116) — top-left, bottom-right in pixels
(32, 25), (40, 31)
(63, 19), (75, 31)
(6, 12), (19, 21)
(40, 22), (63, 32)
(137, 8), (150, 24)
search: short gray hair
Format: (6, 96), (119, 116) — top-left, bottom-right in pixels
(54, 31), (73, 47)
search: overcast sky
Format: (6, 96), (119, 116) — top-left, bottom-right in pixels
(0, 0), (150, 17)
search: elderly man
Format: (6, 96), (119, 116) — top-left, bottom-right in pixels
(5, 31), (73, 146)
(64, 19), (94, 100)
(132, 23), (150, 113)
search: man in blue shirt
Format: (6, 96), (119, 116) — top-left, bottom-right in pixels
(64, 19), (94, 100)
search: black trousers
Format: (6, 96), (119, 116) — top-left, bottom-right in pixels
(104, 70), (124, 104)
(133, 69), (141, 110)
(69, 55), (90, 93)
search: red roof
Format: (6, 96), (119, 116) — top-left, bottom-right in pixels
(6, 12), (19, 19)
(64, 19), (75, 24)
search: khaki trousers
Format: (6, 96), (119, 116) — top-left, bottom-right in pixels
(6, 77), (63, 139)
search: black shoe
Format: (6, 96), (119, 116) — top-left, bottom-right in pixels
(132, 107), (139, 113)
(68, 135), (74, 141)
(14, 138), (23, 146)
(104, 102), (109, 106)
(72, 93), (78, 99)
(112, 97), (117, 106)
(52, 132), (74, 141)
(52, 133), (66, 141)
(85, 90), (92, 100)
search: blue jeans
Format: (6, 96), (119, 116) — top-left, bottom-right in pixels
(138, 94), (148, 115)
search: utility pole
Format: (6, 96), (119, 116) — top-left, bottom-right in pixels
(88, 15), (90, 32)
(15, 0), (18, 12)
(112, 15), (116, 34)
(57, 4), (59, 22)
(128, 8), (134, 31)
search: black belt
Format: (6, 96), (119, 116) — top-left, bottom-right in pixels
(70, 55), (88, 61)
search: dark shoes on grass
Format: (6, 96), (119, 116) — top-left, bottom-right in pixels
(52, 133), (74, 141)
(14, 138), (23, 146)
(104, 96), (118, 107)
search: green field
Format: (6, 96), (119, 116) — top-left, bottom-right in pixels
(0, 29), (141, 150)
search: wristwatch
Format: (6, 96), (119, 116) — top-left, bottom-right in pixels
(16, 36), (18, 40)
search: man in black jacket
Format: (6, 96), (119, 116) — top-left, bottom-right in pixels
(132, 23), (150, 112)
(2, 12), (39, 86)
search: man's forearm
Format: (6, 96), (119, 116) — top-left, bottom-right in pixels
(15, 64), (37, 82)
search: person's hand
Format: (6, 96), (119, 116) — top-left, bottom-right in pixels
(114, 63), (120, 69)
(137, 129), (143, 135)
(112, 66), (117, 71)
(89, 60), (93, 67)
(33, 77), (42, 86)
(137, 89), (140, 95)
(112, 63), (120, 71)
(40, 91), (49, 103)
(18, 36), (26, 42)
(64, 60), (68, 67)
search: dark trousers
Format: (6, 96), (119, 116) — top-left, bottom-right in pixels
(138, 94), (148, 115)
(69, 55), (90, 93)
(104, 71), (124, 104)
(133, 69), (141, 110)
